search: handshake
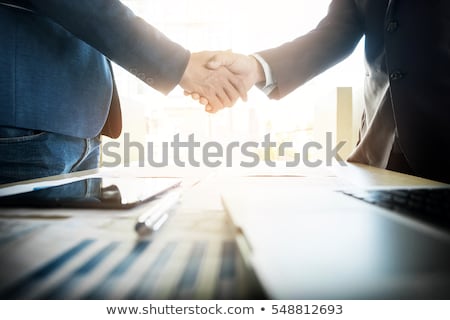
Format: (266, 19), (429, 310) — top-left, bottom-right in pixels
(179, 51), (266, 113)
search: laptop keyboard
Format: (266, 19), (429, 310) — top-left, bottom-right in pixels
(340, 188), (450, 230)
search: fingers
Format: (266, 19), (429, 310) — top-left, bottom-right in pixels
(188, 78), (246, 107)
(204, 92), (224, 110)
(206, 52), (256, 103)
(205, 103), (222, 114)
(191, 93), (201, 101)
(205, 104), (215, 113)
(199, 97), (208, 105)
(180, 50), (252, 112)
(197, 72), (240, 110)
(203, 79), (240, 110)
(220, 79), (241, 107)
(186, 76), (244, 111)
(229, 76), (248, 102)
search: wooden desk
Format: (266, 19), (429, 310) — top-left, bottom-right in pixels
(0, 164), (446, 299)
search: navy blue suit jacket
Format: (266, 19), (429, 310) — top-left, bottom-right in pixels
(0, 0), (190, 138)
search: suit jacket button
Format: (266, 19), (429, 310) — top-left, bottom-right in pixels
(386, 21), (399, 32)
(390, 71), (404, 81)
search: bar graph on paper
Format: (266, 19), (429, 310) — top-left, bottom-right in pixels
(0, 212), (259, 299)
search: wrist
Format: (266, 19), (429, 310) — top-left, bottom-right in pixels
(179, 56), (193, 89)
(249, 55), (266, 84)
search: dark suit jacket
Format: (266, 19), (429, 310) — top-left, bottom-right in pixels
(0, 0), (190, 139)
(258, 0), (450, 183)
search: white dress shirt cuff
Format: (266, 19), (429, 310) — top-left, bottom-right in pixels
(251, 53), (277, 96)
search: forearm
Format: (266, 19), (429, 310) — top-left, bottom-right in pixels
(258, 0), (364, 99)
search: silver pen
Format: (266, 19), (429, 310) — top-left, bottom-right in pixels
(134, 191), (181, 236)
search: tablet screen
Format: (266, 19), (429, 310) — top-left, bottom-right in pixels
(0, 177), (182, 209)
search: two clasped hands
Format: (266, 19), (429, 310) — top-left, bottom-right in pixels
(179, 51), (265, 113)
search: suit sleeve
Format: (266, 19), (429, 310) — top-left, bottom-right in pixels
(28, 0), (190, 94)
(258, 0), (364, 99)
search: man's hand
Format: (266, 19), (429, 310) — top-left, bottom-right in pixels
(179, 51), (249, 111)
(185, 51), (266, 113)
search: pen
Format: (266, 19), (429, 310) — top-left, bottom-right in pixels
(134, 191), (181, 236)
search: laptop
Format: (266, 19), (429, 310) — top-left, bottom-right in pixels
(221, 179), (450, 299)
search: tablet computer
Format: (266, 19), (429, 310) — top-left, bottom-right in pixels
(0, 177), (182, 209)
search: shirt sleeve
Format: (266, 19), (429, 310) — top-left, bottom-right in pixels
(28, 0), (190, 95)
(251, 53), (277, 96)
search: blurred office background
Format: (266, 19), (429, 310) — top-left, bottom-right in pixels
(104, 0), (365, 167)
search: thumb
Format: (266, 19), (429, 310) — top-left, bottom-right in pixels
(206, 52), (234, 70)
